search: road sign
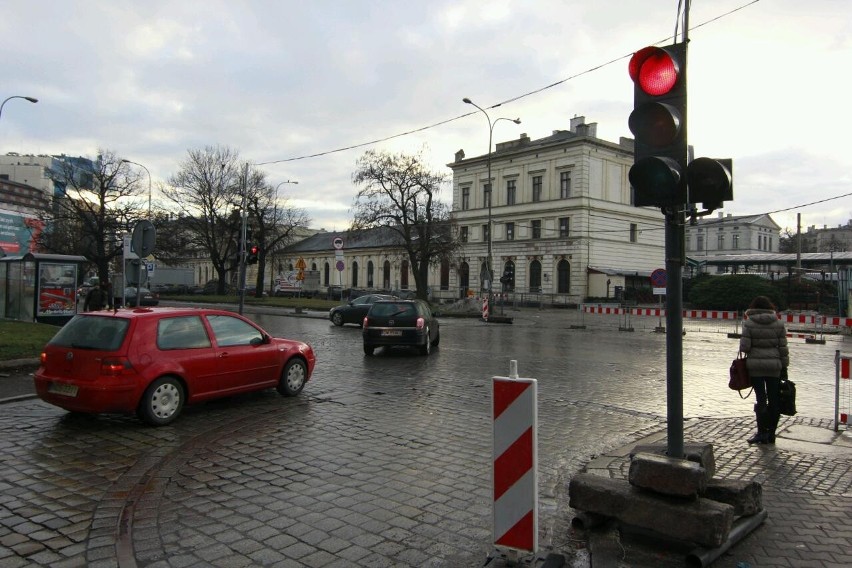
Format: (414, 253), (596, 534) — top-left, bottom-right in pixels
(336, 260), (344, 272)
(650, 268), (667, 288)
(131, 220), (156, 258)
(295, 257), (307, 270)
(332, 237), (344, 250)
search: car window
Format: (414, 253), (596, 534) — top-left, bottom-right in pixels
(157, 316), (211, 350)
(352, 296), (369, 306)
(206, 314), (263, 347)
(370, 303), (417, 317)
(48, 315), (129, 351)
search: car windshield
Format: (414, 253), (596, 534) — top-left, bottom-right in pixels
(370, 303), (417, 317)
(49, 315), (130, 351)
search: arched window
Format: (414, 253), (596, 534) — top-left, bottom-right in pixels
(440, 260), (450, 290)
(459, 262), (469, 296)
(502, 260), (515, 291)
(529, 260), (542, 292)
(324, 262), (330, 286)
(401, 260), (409, 289)
(557, 259), (570, 293)
(367, 261), (374, 288)
(383, 260), (391, 289)
(352, 261), (359, 287)
(311, 262), (317, 271)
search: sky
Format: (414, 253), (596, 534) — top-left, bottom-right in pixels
(2, 0), (850, 235)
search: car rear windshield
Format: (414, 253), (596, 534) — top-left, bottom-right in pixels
(49, 315), (130, 352)
(370, 303), (418, 317)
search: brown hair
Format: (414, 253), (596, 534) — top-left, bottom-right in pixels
(749, 295), (775, 310)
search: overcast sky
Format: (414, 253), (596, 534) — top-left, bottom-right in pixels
(2, 0), (850, 234)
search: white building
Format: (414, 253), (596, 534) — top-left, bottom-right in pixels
(685, 211), (781, 272)
(448, 116), (665, 302)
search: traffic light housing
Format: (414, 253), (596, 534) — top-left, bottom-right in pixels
(247, 244), (259, 264)
(628, 43), (688, 208)
(687, 157), (733, 212)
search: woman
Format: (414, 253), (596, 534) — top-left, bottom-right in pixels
(740, 296), (789, 444)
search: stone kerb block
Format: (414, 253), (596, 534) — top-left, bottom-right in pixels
(631, 442), (716, 480)
(629, 452), (707, 497)
(704, 478), (763, 517)
(569, 473), (734, 548)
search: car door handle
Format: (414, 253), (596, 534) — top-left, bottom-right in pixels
(218, 352), (228, 358)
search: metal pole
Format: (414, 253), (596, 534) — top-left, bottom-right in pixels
(666, 209), (685, 458)
(238, 163), (249, 315)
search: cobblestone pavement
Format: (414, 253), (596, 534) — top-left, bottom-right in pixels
(0, 306), (850, 567)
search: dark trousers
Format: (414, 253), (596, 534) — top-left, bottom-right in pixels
(752, 375), (781, 433)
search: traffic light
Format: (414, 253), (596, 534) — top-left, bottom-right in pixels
(687, 157), (733, 212)
(628, 43), (688, 208)
(247, 244), (259, 264)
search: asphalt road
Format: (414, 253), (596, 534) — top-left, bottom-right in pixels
(0, 308), (848, 567)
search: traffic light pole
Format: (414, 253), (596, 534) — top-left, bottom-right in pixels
(238, 163), (249, 316)
(665, 208), (685, 458)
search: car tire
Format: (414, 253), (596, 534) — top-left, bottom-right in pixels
(419, 327), (431, 356)
(277, 358), (307, 396)
(363, 343), (374, 356)
(331, 312), (344, 326)
(139, 376), (184, 426)
(431, 330), (440, 347)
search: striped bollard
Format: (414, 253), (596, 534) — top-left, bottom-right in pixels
(492, 360), (538, 555)
(482, 297), (489, 321)
(836, 351), (850, 431)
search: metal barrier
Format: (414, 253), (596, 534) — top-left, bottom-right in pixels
(836, 351), (851, 432)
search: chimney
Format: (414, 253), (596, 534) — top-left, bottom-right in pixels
(718, 212), (724, 219)
(454, 149), (465, 162)
(570, 116), (586, 133)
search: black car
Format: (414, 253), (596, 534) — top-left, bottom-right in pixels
(329, 294), (395, 327)
(362, 299), (439, 356)
(123, 287), (160, 307)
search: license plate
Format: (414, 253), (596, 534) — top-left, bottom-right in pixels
(48, 382), (79, 397)
(381, 330), (402, 337)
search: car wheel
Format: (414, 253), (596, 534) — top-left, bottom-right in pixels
(277, 358), (307, 396)
(363, 343), (374, 356)
(331, 312), (344, 326)
(431, 330), (440, 347)
(419, 327), (431, 356)
(139, 376), (184, 426)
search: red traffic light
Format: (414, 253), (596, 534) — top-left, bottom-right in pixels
(250, 245), (259, 255)
(629, 46), (680, 96)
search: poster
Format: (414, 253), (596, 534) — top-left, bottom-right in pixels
(38, 262), (77, 316)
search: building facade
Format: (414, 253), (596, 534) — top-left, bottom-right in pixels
(685, 212), (781, 272)
(804, 221), (852, 253)
(448, 116), (665, 302)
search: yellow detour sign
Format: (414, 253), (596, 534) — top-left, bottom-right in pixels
(295, 257), (307, 270)
(296, 270), (304, 281)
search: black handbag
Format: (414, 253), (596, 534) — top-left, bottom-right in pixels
(779, 375), (797, 416)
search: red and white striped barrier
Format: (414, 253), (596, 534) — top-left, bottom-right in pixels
(583, 306), (627, 315)
(492, 362), (538, 554)
(781, 314), (820, 325)
(824, 317), (852, 328)
(683, 310), (738, 320)
(836, 352), (851, 430)
(482, 297), (489, 321)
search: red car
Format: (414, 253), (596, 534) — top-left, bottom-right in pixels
(34, 307), (316, 426)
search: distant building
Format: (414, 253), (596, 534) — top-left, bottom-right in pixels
(685, 211), (781, 273)
(448, 116), (665, 302)
(0, 152), (94, 198)
(804, 221), (852, 253)
(0, 178), (49, 255)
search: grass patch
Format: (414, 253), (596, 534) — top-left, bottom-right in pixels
(0, 320), (61, 361)
(165, 295), (339, 311)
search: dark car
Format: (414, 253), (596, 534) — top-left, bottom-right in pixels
(362, 299), (440, 356)
(329, 294), (395, 327)
(124, 287), (159, 307)
(33, 307), (316, 426)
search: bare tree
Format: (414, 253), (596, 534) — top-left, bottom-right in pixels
(37, 150), (145, 285)
(160, 146), (244, 294)
(351, 149), (458, 300)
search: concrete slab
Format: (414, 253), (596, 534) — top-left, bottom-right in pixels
(776, 425), (852, 455)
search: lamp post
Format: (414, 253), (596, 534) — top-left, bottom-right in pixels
(0, 95), (38, 121)
(463, 97), (520, 315)
(270, 180), (298, 292)
(121, 159), (152, 216)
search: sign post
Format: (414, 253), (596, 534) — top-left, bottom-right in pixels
(650, 268), (667, 332)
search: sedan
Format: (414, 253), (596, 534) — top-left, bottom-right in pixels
(329, 293), (395, 327)
(362, 299), (440, 356)
(33, 307), (316, 426)
(124, 287), (160, 307)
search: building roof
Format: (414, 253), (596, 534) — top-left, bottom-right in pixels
(688, 213), (781, 230)
(284, 226), (406, 253)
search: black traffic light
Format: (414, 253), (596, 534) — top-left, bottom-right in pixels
(247, 244), (259, 264)
(628, 43), (688, 208)
(687, 157), (733, 212)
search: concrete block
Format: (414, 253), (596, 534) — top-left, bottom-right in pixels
(569, 473), (734, 548)
(628, 452), (707, 497)
(704, 478), (763, 517)
(631, 442), (716, 480)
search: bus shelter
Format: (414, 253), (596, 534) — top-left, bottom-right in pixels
(0, 252), (88, 325)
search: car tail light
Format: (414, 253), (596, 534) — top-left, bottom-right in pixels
(40, 352), (48, 364)
(100, 357), (133, 376)
(363, 317), (369, 328)
(416, 317), (425, 330)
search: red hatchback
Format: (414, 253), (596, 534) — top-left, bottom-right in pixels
(34, 307), (316, 426)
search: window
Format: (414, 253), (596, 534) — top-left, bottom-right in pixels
(483, 224), (490, 243)
(529, 260), (542, 291)
(506, 179), (516, 205)
(324, 262), (330, 286)
(207, 315), (262, 347)
(718, 234), (725, 250)
(557, 259), (570, 293)
(560, 171), (571, 198)
(460, 226), (468, 243)
(502, 260), (515, 291)
(733, 234), (740, 249)
(462, 187), (470, 210)
(351, 261), (359, 287)
(697, 235), (704, 251)
(440, 260), (450, 290)
(506, 222), (515, 241)
(401, 260), (409, 289)
(484, 183), (492, 207)
(367, 261), (374, 288)
(158, 316), (211, 350)
(630, 223), (638, 243)
(532, 176), (542, 202)
(459, 262), (470, 293)
(383, 260), (391, 289)
(559, 217), (569, 238)
(531, 220), (541, 239)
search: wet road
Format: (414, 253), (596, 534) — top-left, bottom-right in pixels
(0, 309), (847, 567)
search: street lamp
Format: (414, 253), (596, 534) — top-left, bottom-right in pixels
(462, 97), (521, 314)
(0, 95), (38, 121)
(121, 159), (152, 216)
